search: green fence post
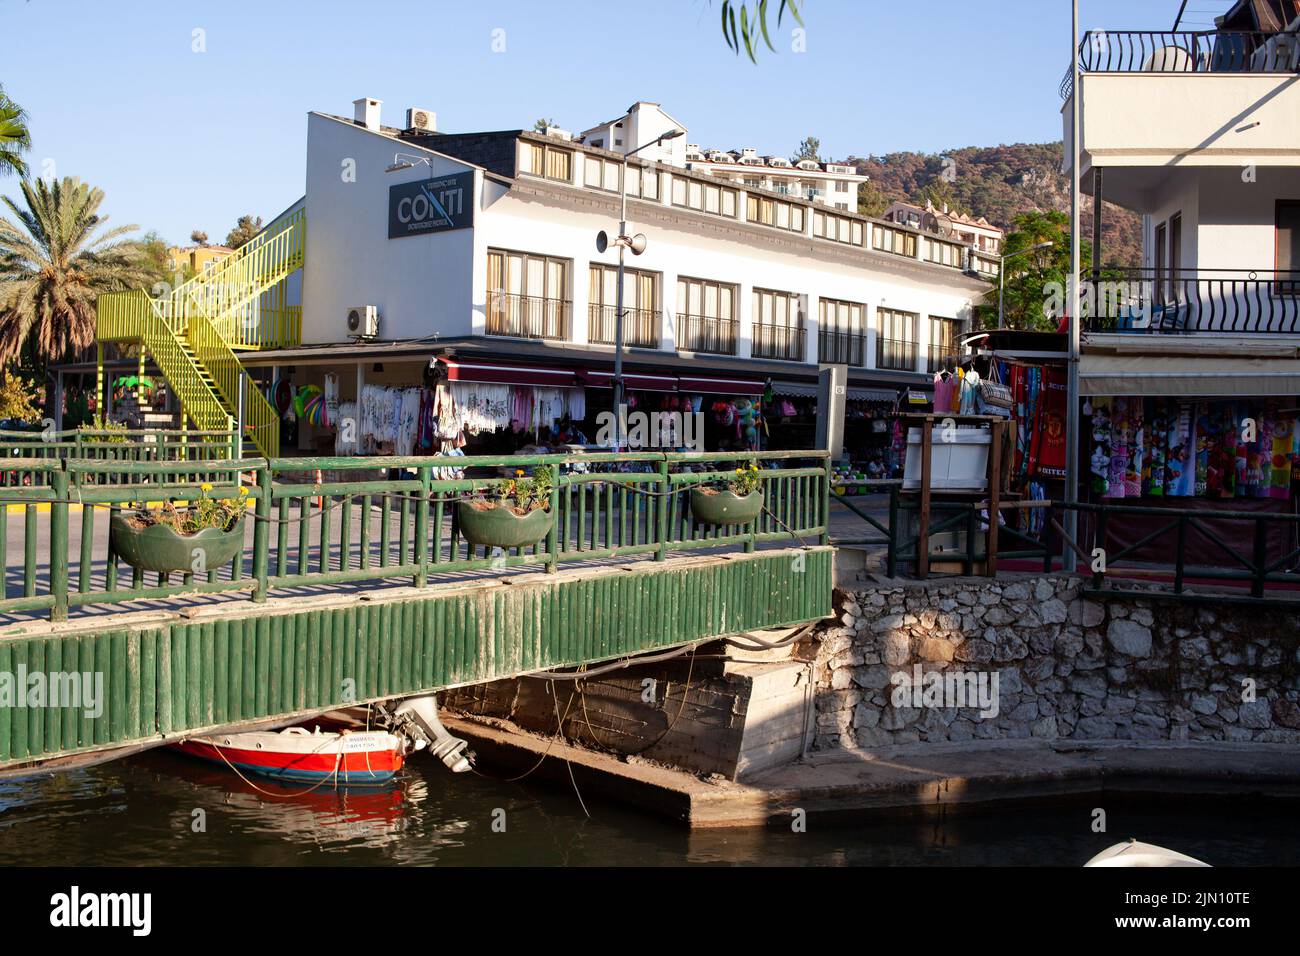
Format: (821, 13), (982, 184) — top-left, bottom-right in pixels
(820, 455), (831, 547)
(886, 484), (899, 578)
(50, 468), (69, 622)
(415, 465), (430, 588)
(746, 463), (759, 555)
(656, 457), (671, 562)
(251, 463), (272, 602)
(546, 467), (561, 573)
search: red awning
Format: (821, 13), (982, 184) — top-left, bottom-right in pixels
(439, 359), (578, 388)
(579, 370), (679, 393)
(677, 375), (764, 396)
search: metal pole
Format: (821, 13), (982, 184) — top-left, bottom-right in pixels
(613, 154), (628, 447)
(236, 369), (246, 460)
(997, 259), (1005, 329)
(1064, 0), (1082, 572)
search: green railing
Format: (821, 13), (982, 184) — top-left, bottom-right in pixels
(0, 450), (830, 623)
(0, 429), (237, 487)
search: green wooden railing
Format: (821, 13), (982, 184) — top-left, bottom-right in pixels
(0, 429), (237, 487)
(0, 450), (830, 623)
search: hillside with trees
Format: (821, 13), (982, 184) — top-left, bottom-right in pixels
(844, 141), (1142, 268)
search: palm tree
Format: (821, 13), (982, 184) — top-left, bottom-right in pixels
(0, 177), (153, 366)
(0, 85), (32, 179)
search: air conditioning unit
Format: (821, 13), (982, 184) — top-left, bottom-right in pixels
(346, 305), (380, 340)
(406, 107), (436, 132)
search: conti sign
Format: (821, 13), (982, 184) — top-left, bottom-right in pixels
(388, 171), (474, 238)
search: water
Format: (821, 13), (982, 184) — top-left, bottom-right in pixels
(0, 749), (1294, 866)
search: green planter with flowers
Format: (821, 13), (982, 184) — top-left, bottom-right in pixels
(458, 465), (556, 550)
(110, 483), (249, 575)
(690, 460), (765, 526)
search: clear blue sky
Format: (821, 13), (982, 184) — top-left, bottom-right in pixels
(2, 0), (1194, 245)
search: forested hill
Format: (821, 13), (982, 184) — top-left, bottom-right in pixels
(843, 142), (1142, 266)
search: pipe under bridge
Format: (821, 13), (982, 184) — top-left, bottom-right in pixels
(0, 449), (832, 771)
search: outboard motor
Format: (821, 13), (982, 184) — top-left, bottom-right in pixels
(388, 695), (473, 773)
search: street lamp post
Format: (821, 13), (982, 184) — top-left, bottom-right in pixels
(996, 241), (1055, 329)
(606, 128), (684, 436)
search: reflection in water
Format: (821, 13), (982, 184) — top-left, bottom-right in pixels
(0, 750), (1294, 866)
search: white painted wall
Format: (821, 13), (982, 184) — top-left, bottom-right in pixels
(301, 112), (479, 344)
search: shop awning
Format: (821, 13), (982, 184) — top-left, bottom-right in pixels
(677, 375), (764, 396)
(1079, 354), (1300, 397)
(439, 359), (578, 388)
(848, 387), (898, 403)
(579, 370), (679, 392)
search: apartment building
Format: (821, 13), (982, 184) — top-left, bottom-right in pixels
(883, 200), (1004, 255)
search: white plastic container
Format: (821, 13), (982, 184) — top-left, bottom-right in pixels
(903, 426), (990, 491)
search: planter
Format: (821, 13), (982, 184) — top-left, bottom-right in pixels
(690, 488), (764, 527)
(457, 500), (552, 550)
(110, 513), (246, 575)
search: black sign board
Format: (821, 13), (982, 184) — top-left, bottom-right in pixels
(387, 172), (474, 238)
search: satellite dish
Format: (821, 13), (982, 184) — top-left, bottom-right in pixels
(596, 230), (609, 253)
(923, 211), (955, 238)
(628, 234), (647, 255)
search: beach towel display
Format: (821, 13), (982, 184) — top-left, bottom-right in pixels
(1088, 398), (1112, 495)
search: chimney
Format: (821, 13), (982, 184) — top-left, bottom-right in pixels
(353, 97), (382, 132)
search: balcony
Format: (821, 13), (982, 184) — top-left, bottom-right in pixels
(926, 343), (957, 373)
(877, 337), (918, 372)
(751, 322), (806, 362)
(485, 292), (571, 340)
(1081, 269), (1300, 334)
(676, 313), (738, 355)
(1061, 30), (1300, 176)
(588, 305), (660, 348)
(818, 328), (865, 366)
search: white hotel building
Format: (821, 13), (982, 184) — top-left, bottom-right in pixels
(198, 97), (1000, 453)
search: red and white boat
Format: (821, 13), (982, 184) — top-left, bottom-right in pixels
(176, 726), (406, 787)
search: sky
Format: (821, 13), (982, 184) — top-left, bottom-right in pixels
(1, 0), (1201, 245)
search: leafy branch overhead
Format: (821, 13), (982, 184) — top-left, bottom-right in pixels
(720, 0), (803, 63)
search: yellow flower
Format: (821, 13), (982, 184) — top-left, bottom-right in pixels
(515, 469), (525, 477)
(735, 468), (744, 476)
(239, 487), (249, 497)
(200, 482), (213, 493)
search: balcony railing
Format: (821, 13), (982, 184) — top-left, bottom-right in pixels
(926, 343), (958, 374)
(589, 305), (660, 348)
(751, 322), (806, 362)
(486, 292), (571, 340)
(1080, 268), (1300, 334)
(1062, 30), (1300, 97)
(877, 337), (918, 372)
(818, 328), (865, 366)
(676, 313), (738, 355)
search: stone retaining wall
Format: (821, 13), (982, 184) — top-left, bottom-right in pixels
(812, 576), (1300, 750)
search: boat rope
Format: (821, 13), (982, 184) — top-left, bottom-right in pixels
(186, 736), (345, 799)
(469, 682), (579, 785)
(574, 641), (697, 758)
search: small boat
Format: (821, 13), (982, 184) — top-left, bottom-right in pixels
(176, 726), (406, 787)
(1085, 839), (1210, 867)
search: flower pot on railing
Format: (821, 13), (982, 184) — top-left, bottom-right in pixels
(689, 488), (764, 527)
(110, 513), (246, 575)
(456, 501), (552, 550)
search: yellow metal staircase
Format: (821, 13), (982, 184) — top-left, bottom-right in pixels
(96, 209), (305, 457)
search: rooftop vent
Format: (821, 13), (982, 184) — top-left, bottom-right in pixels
(353, 97), (382, 132)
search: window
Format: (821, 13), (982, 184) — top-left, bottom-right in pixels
(924, 237), (964, 268)
(877, 308), (918, 371)
(589, 264), (659, 347)
(1278, 200), (1300, 294)
(670, 175), (738, 218)
(818, 298), (866, 365)
(927, 316), (962, 372)
(752, 288), (805, 361)
(812, 210), (864, 246)
(746, 195), (805, 232)
(676, 277), (738, 354)
(873, 224), (917, 258)
(486, 249), (571, 340)
(582, 156), (660, 199)
(520, 140), (572, 182)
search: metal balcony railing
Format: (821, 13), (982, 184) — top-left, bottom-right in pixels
(818, 328), (865, 366)
(676, 313), (738, 355)
(485, 292), (571, 340)
(877, 337), (918, 372)
(588, 305), (660, 348)
(1080, 268), (1300, 334)
(751, 322), (806, 362)
(1062, 29), (1300, 97)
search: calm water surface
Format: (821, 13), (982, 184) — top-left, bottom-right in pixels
(0, 750), (1295, 866)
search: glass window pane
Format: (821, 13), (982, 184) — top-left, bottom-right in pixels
(603, 162), (619, 192)
(672, 177), (687, 205)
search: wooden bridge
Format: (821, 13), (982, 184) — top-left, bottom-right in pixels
(0, 449), (832, 771)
